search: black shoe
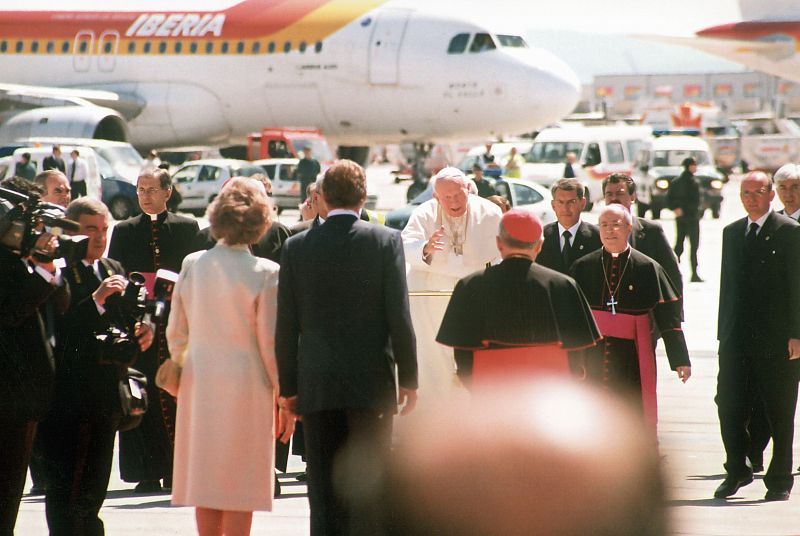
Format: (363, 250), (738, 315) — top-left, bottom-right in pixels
(295, 471), (307, 482)
(690, 274), (704, 283)
(134, 480), (162, 493)
(714, 474), (754, 498)
(765, 490), (790, 501)
(29, 485), (46, 496)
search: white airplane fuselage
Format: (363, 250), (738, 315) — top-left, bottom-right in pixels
(0, 1), (581, 149)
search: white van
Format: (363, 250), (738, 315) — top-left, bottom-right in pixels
(9, 146), (103, 202)
(15, 137), (144, 184)
(521, 125), (652, 206)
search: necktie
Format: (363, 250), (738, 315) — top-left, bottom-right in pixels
(70, 159), (76, 181)
(746, 222), (759, 247)
(561, 230), (572, 269)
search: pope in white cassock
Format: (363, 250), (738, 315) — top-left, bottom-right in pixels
(401, 167), (503, 414)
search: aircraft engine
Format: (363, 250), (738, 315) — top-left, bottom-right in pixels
(0, 105), (129, 144)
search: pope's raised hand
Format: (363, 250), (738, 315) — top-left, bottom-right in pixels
(423, 226), (446, 262)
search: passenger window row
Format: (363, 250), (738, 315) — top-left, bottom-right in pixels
(0, 39), (324, 55)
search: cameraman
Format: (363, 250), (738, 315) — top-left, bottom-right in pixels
(37, 198), (153, 533)
(0, 227), (66, 534)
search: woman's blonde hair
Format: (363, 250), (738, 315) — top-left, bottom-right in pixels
(209, 177), (272, 245)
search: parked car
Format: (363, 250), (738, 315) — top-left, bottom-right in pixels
(171, 159), (265, 215)
(385, 178), (555, 231)
(632, 135), (725, 219)
(254, 158), (300, 213)
(95, 154), (140, 220)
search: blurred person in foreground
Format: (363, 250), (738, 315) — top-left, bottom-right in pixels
(0, 183), (66, 534)
(276, 160), (417, 535)
(167, 177), (295, 535)
(350, 379), (667, 536)
(437, 209), (599, 388)
(570, 204), (691, 431)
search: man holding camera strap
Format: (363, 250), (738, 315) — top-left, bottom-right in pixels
(37, 197), (153, 533)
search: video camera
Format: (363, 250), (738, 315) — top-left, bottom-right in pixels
(0, 186), (88, 263)
(96, 269), (179, 366)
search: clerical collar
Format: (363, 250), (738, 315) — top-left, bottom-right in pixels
(603, 246), (630, 259)
(146, 211), (168, 223)
(746, 211), (770, 233)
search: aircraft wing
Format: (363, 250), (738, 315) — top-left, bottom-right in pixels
(631, 34), (800, 85)
(0, 83), (144, 118)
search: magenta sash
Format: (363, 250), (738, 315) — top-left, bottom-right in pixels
(592, 310), (657, 430)
(472, 344), (570, 387)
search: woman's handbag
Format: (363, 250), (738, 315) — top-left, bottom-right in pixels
(118, 367), (149, 432)
(155, 358), (182, 397)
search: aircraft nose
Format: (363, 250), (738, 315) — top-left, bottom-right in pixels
(524, 48), (581, 126)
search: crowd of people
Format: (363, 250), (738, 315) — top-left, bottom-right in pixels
(1, 152), (799, 535)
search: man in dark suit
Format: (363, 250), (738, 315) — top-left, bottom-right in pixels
(42, 145), (66, 173)
(667, 158), (703, 282)
(0, 230), (66, 534)
(714, 171), (800, 502)
(108, 168), (199, 493)
(276, 160), (418, 536)
(774, 163), (800, 221)
(38, 197), (153, 532)
(602, 173), (683, 303)
(536, 178), (601, 274)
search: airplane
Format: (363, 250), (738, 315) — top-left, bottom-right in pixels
(0, 0), (581, 162)
(636, 0), (800, 86)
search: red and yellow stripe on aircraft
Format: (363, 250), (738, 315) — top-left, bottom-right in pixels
(0, 0), (386, 55)
(697, 21), (800, 52)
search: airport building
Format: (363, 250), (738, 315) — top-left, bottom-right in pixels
(581, 72), (800, 119)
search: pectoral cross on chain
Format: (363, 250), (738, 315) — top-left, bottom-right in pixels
(452, 231), (463, 256)
(606, 296), (618, 315)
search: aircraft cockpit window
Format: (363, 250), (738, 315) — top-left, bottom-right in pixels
(128, 42), (136, 53)
(221, 42), (229, 54)
(496, 35), (528, 48)
(46, 41), (54, 53)
(190, 42), (198, 54)
(447, 33), (470, 54)
(31, 42), (39, 53)
(0, 41), (7, 53)
(174, 42), (182, 53)
(143, 42), (152, 53)
(469, 33), (496, 53)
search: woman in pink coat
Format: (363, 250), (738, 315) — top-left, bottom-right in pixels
(167, 178), (294, 535)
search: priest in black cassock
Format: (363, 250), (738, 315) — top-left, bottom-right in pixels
(108, 168), (200, 493)
(570, 204), (691, 430)
(437, 209), (601, 388)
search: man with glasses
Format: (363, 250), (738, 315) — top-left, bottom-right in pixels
(536, 178), (600, 274)
(108, 168), (200, 493)
(570, 204), (691, 430)
(714, 171), (800, 501)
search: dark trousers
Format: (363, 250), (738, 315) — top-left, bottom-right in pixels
(674, 216), (700, 274)
(39, 412), (119, 536)
(303, 409), (393, 536)
(747, 399), (771, 468)
(0, 419), (36, 536)
(70, 181), (87, 200)
(716, 352), (799, 492)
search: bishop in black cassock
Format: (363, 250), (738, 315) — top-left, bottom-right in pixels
(107, 170), (200, 491)
(437, 209), (600, 387)
(570, 205), (691, 429)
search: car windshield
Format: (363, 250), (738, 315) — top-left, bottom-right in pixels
(527, 142), (584, 163)
(294, 139), (333, 162)
(96, 146), (144, 167)
(233, 165), (268, 177)
(411, 187), (434, 205)
(652, 150), (710, 167)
